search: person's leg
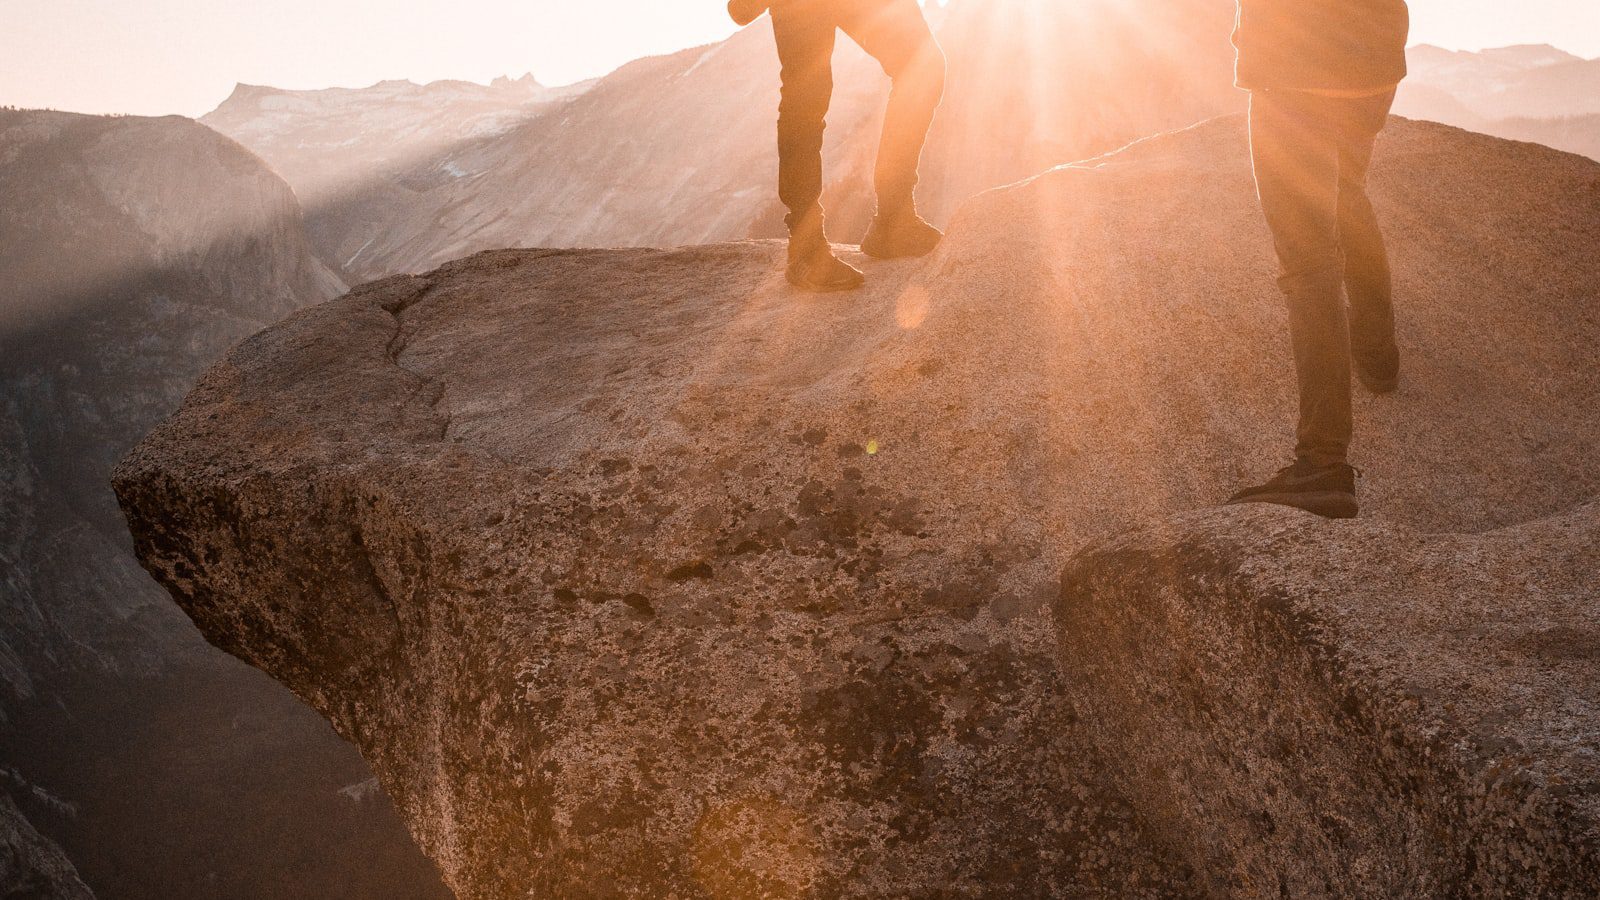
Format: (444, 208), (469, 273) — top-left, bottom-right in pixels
(772, 0), (864, 290)
(772, 0), (839, 238)
(1249, 89), (1352, 469)
(1334, 90), (1400, 392)
(838, 0), (946, 223)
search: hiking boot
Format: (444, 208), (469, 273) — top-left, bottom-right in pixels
(1353, 341), (1400, 394)
(786, 236), (864, 293)
(1227, 459), (1359, 519)
(861, 210), (943, 259)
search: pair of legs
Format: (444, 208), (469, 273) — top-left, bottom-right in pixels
(772, 0), (947, 288)
(1250, 87), (1399, 465)
(1231, 88), (1398, 517)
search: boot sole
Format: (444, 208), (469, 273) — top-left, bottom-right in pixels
(1229, 491), (1359, 520)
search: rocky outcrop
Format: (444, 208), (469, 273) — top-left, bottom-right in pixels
(112, 246), (1191, 898)
(0, 110), (447, 898)
(115, 117), (1600, 896)
(1057, 503), (1600, 895)
(0, 794), (92, 899)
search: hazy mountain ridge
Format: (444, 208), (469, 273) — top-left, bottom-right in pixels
(208, 0), (1243, 283)
(1398, 43), (1600, 161)
(202, 74), (593, 206)
(255, 28), (891, 282)
(0, 108), (449, 899)
(1406, 44), (1600, 119)
(202, 74), (596, 278)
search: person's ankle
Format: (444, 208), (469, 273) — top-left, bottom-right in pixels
(789, 231), (833, 260)
(873, 201), (919, 224)
(786, 206), (826, 236)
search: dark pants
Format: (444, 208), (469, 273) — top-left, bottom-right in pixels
(1249, 88), (1397, 466)
(771, 0), (946, 235)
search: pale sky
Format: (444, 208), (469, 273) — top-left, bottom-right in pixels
(2, 0), (1597, 118)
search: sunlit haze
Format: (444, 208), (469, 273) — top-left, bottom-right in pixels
(3, 0), (1597, 117)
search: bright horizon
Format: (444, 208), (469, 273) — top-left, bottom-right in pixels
(3, 0), (1598, 118)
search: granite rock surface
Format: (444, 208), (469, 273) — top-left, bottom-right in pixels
(115, 117), (1600, 896)
(1058, 502), (1600, 896)
(0, 794), (93, 899)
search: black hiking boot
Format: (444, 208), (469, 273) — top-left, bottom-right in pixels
(1228, 459), (1359, 519)
(1353, 341), (1400, 394)
(861, 210), (943, 260)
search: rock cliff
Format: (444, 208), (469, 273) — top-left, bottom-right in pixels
(0, 794), (92, 899)
(115, 117), (1600, 896)
(0, 109), (447, 898)
(1, 109), (341, 694)
(1058, 503), (1600, 896)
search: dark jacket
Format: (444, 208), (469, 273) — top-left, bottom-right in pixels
(1234, 0), (1410, 92)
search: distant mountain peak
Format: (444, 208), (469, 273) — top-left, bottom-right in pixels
(222, 82), (281, 104)
(1408, 42), (1586, 70)
(1480, 43), (1585, 67)
(491, 73), (545, 91)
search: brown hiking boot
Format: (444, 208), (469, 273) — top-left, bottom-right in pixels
(861, 210), (943, 259)
(787, 234), (864, 293)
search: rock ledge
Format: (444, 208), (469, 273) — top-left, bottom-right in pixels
(115, 118), (1600, 897)
(1058, 503), (1600, 895)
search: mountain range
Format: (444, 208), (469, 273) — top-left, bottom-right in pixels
(198, 33), (1597, 296)
(203, 0), (1242, 283)
(1397, 43), (1600, 162)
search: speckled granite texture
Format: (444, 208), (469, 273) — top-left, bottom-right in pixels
(114, 117), (1600, 897)
(1058, 503), (1600, 896)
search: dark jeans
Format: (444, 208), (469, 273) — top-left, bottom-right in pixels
(1249, 88), (1397, 467)
(771, 0), (946, 235)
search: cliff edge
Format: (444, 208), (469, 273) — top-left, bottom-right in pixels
(1060, 503), (1600, 895)
(0, 794), (92, 899)
(114, 117), (1600, 897)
